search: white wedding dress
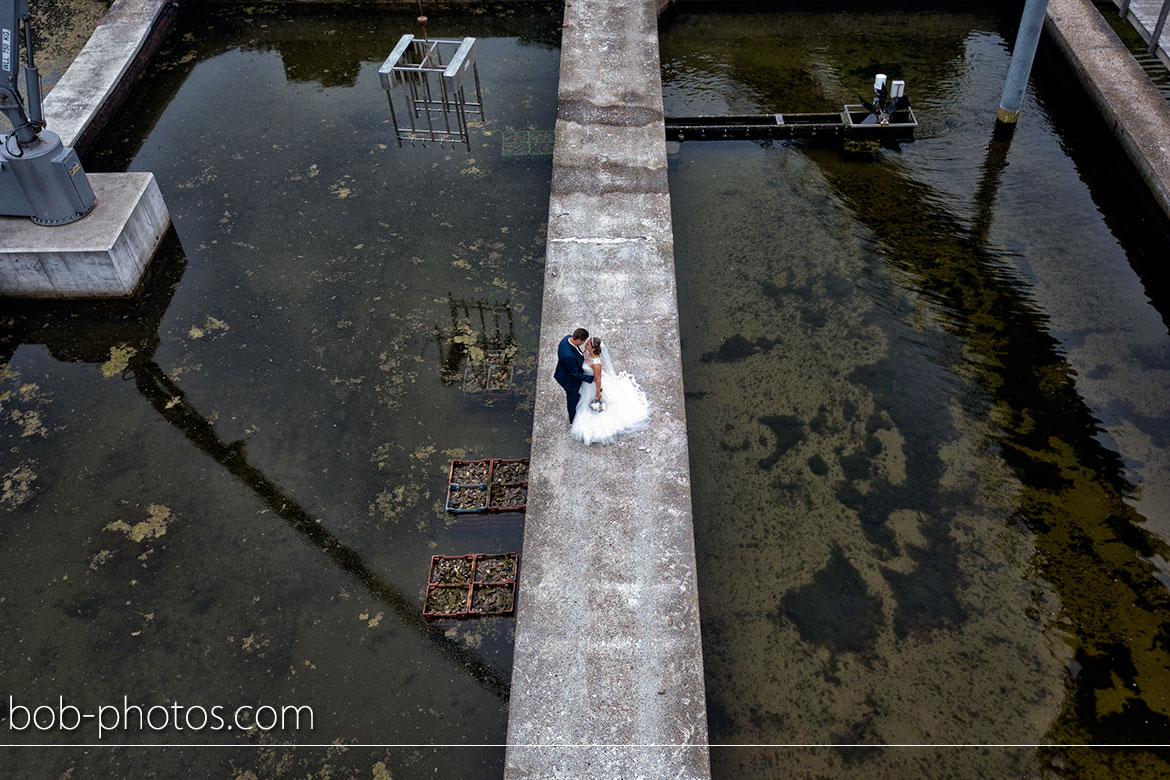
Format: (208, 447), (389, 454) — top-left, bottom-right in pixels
(570, 346), (650, 445)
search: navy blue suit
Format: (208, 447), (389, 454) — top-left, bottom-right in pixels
(553, 335), (594, 423)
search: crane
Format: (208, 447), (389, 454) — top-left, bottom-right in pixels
(1, 0), (95, 225)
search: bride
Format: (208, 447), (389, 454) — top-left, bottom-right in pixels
(570, 336), (651, 445)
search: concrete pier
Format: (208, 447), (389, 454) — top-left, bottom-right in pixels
(503, 1), (710, 778)
(1046, 0), (1170, 219)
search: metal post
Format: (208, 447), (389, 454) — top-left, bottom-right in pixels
(472, 63), (485, 121)
(456, 88), (470, 151)
(420, 71), (437, 142)
(386, 93), (402, 147)
(1150, 0), (1170, 56)
(997, 0), (1050, 125)
(437, 78), (453, 140)
(21, 14), (43, 128)
(1120, 0), (1131, 17)
(405, 74), (419, 134)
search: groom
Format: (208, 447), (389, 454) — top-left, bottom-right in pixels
(553, 327), (594, 425)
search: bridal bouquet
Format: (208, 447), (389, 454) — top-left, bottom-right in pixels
(589, 398), (606, 413)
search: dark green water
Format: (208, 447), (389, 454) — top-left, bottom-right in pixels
(663, 4), (1170, 779)
(1, 4), (559, 777)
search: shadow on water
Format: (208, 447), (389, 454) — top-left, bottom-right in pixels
(0, 235), (509, 701)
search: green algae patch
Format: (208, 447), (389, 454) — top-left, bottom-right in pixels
(188, 317), (229, 340)
(372, 483), (424, 523)
(1, 462), (37, 510)
(359, 610), (384, 628)
(89, 549), (113, 570)
(105, 504), (175, 542)
(101, 344), (137, 378)
(10, 409), (46, 438)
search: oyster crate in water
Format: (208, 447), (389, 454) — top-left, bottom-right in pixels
(423, 552), (519, 619)
(488, 482), (528, 513)
(448, 459), (491, 486)
(489, 458), (529, 484)
(428, 554), (476, 585)
(469, 583), (515, 616)
(469, 552), (518, 616)
(488, 458), (529, 512)
(445, 483), (488, 514)
(423, 583), (472, 618)
(472, 552), (518, 584)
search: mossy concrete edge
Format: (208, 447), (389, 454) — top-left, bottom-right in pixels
(41, 0), (173, 155)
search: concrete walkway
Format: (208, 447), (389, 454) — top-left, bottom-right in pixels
(503, 1), (710, 778)
(1047, 0), (1170, 219)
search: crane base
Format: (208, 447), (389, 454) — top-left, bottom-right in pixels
(0, 172), (170, 298)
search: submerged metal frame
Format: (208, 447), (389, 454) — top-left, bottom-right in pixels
(378, 35), (485, 150)
(664, 105), (917, 147)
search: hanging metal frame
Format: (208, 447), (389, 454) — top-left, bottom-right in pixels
(378, 35), (485, 150)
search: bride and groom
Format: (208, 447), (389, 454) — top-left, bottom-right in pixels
(553, 328), (650, 445)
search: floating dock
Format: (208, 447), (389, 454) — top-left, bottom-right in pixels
(666, 106), (917, 147)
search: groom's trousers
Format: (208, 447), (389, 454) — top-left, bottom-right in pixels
(565, 385), (580, 424)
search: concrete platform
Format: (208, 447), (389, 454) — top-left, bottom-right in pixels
(504, 1), (710, 778)
(0, 172), (170, 298)
(1047, 0), (1170, 219)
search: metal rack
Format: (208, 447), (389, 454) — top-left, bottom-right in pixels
(378, 34), (485, 150)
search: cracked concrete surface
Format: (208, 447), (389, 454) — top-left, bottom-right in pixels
(503, 1), (710, 778)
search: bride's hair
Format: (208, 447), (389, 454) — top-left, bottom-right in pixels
(589, 337), (602, 354)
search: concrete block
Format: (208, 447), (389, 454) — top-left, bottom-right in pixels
(0, 172), (170, 298)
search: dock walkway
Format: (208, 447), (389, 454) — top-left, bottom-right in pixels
(502, 1), (710, 778)
(1112, 0), (1170, 67)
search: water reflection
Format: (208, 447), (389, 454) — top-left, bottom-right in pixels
(435, 295), (518, 388)
(664, 5), (1170, 778)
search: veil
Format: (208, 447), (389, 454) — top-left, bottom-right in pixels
(571, 337), (650, 444)
(599, 342), (617, 377)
